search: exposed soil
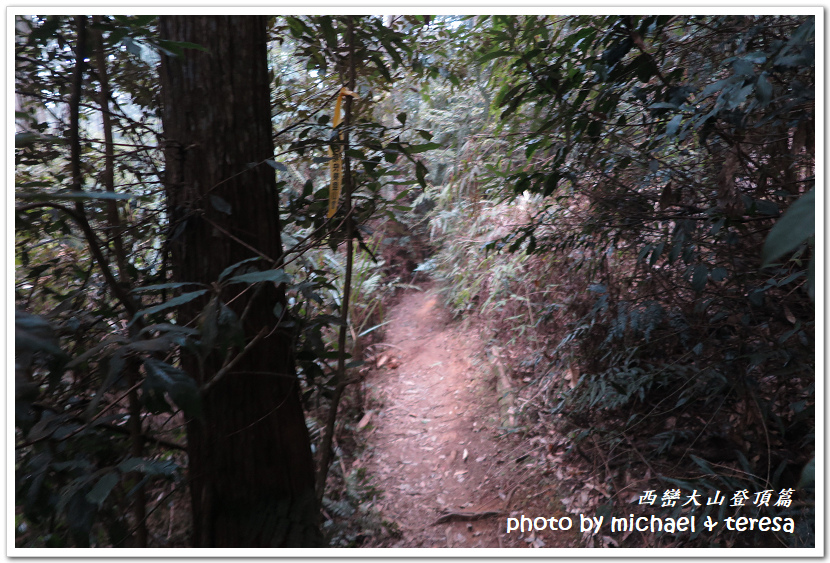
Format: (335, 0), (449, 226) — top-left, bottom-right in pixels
(359, 286), (580, 548)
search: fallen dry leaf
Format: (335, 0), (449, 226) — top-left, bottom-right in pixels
(357, 411), (373, 431)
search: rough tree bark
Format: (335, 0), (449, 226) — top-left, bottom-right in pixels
(158, 16), (321, 547)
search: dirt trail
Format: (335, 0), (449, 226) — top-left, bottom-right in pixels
(360, 287), (576, 548)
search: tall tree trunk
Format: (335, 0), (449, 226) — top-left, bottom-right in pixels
(158, 16), (321, 547)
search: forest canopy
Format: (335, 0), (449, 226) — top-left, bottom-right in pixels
(14, 14), (815, 549)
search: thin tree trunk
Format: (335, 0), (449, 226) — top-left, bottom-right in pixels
(69, 16), (86, 197)
(91, 16), (130, 282)
(63, 14), (138, 319)
(92, 21), (147, 546)
(159, 15), (321, 547)
(316, 16), (358, 504)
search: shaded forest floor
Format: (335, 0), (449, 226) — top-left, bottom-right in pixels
(355, 285), (579, 548)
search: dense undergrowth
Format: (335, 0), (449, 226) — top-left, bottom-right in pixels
(427, 189), (814, 547)
(421, 15), (815, 548)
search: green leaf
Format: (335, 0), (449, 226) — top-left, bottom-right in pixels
(131, 290), (208, 324)
(762, 188), (814, 267)
(748, 288), (765, 307)
(402, 142), (442, 154)
(776, 271), (804, 287)
(543, 173), (559, 196)
(142, 357), (201, 417)
(217, 302), (245, 351)
(132, 282), (206, 294)
(756, 72), (772, 106)
(125, 338), (174, 354)
(56, 474), (94, 521)
(85, 472), (119, 506)
(17, 191), (133, 201)
(138, 323), (199, 337)
(724, 83), (753, 110)
(369, 53), (392, 81)
(357, 319), (392, 337)
(84, 349), (127, 420)
(15, 132), (67, 147)
(265, 159), (288, 171)
(318, 16), (337, 50)
(415, 161), (428, 188)
(209, 195), (232, 215)
(755, 199), (778, 216)
(691, 264), (708, 292)
(698, 78), (730, 100)
(478, 49), (514, 64)
(497, 82), (529, 108)
(15, 311), (67, 360)
(346, 148), (366, 160)
(731, 58), (755, 78)
(396, 112), (407, 125)
(689, 454), (717, 477)
(198, 297), (219, 354)
(665, 114), (682, 138)
(525, 141), (541, 159)
(798, 456), (815, 489)
(118, 457), (178, 477)
(227, 269), (291, 285)
(630, 53), (657, 82)
(131, 15), (157, 27)
(710, 267), (728, 282)
(217, 257), (263, 282)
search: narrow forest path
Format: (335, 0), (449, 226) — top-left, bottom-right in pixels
(359, 286), (578, 548)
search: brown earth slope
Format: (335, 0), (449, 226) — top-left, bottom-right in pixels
(359, 287), (579, 548)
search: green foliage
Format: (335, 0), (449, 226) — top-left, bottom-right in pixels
(141, 358), (201, 417)
(762, 188), (815, 267)
(762, 187), (815, 299)
(321, 464), (396, 547)
(15, 14), (444, 547)
(418, 14), (814, 548)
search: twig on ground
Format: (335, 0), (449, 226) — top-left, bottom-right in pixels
(432, 510), (504, 525)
